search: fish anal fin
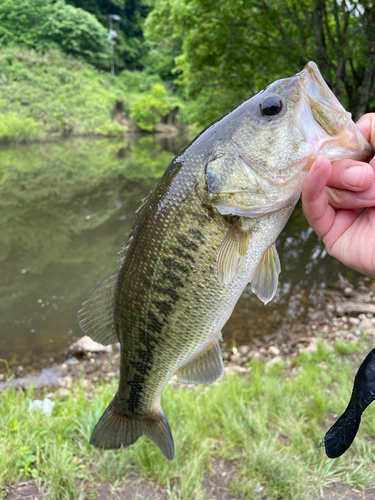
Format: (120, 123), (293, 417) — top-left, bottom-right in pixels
(251, 242), (281, 305)
(217, 221), (249, 285)
(78, 271), (119, 346)
(90, 397), (175, 460)
(176, 337), (224, 385)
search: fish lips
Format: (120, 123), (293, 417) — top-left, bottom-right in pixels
(297, 61), (374, 164)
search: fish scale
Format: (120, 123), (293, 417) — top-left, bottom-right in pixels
(78, 61), (373, 460)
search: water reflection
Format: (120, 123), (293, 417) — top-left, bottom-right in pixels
(0, 134), (359, 372)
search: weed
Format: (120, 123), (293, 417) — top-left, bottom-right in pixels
(1, 339), (375, 498)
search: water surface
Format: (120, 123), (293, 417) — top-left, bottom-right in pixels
(0, 135), (359, 373)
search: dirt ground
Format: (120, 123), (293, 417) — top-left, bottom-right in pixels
(3, 275), (375, 499)
(4, 478), (375, 500)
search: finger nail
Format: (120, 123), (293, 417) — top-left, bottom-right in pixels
(306, 156), (326, 179)
(306, 157), (319, 178)
(342, 166), (368, 187)
(356, 182), (375, 200)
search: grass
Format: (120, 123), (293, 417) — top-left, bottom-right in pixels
(1, 338), (375, 499)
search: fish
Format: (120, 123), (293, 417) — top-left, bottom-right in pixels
(78, 61), (373, 460)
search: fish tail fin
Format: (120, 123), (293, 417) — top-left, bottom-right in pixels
(90, 397), (175, 460)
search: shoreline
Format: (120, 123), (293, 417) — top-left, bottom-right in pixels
(0, 123), (186, 145)
(2, 274), (375, 393)
(2, 278), (375, 500)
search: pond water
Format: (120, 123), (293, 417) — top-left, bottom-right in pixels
(0, 134), (360, 373)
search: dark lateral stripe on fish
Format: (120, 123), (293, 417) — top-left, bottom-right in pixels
(153, 300), (173, 316)
(139, 330), (159, 347)
(147, 311), (164, 334)
(162, 257), (190, 274)
(191, 211), (211, 225)
(136, 347), (154, 364)
(200, 202), (217, 219)
(172, 246), (195, 263)
(188, 228), (205, 243)
(162, 271), (184, 288)
(155, 286), (180, 302)
(127, 374), (147, 413)
(129, 329), (158, 394)
(176, 235), (199, 252)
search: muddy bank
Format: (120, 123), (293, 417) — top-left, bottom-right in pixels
(1, 274), (375, 393)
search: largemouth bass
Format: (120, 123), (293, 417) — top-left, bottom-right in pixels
(79, 62), (373, 460)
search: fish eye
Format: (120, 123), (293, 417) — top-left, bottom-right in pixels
(260, 95), (283, 116)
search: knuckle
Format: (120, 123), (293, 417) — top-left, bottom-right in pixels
(325, 187), (344, 206)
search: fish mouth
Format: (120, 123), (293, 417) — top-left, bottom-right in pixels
(296, 61), (373, 164)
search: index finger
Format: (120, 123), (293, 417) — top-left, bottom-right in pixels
(302, 156), (335, 239)
(356, 113), (375, 147)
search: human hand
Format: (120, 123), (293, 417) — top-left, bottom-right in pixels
(301, 113), (375, 278)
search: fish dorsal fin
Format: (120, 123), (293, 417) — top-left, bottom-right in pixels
(176, 336), (224, 385)
(118, 191), (153, 263)
(78, 270), (119, 345)
(251, 242), (281, 305)
(217, 220), (249, 285)
(135, 191), (152, 215)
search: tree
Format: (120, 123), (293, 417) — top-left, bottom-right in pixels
(0, 0), (111, 69)
(146, 0), (375, 125)
(44, 1), (111, 69)
(66, 0), (153, 71)
(130, 83), (174, 131)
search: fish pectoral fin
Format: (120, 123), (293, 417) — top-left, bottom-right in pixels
(176, 337), (224, 385)
(217, 220), (249, 285)
(251, 242), (281, 305)
(90, 396), (175, 460)
(78, 270), (119, 346)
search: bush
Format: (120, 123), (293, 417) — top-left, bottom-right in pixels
(0, 0), (110, 69)
(130, 83), (173, 131)
(44, 2), (111, 70)
(0, 112), (40, 140)
(117, 70), (163, 94)
(94, 120), (127, 136)
(0, 47), (123, 138)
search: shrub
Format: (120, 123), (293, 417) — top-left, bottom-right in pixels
(0, 112), (40, 140)
(130, 83), (172, 131)
(0, 0), (110, 69)
(94, 120), (127, 136)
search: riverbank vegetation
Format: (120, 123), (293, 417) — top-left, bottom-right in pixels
(0, 47), (179, 140)
(0, 0), (374, 141)
(2, 336), (375, 499)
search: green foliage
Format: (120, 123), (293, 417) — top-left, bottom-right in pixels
(146, 0), (375, 125)
(130, 83), (174, 131)
(0, 112), (39, 140)
(94, 120), (127, 136)
(2, 339), (375, 498)
(335, 340), (360, 355)
(116, 69), (162, 93)
(67, 0), (154, 72)
(43, 1), (111, 69)
(0, 47), (184, 140)
(0, 0), (110, 69)
(0, 0), (54, 48)
(0, 47), (127, 138)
